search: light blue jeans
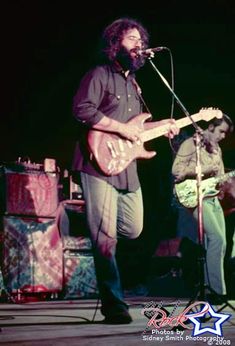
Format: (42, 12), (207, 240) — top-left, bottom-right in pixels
(176, 196), (227, 295)
(80, 172), (143, 316)
(193, 197), (227, 295)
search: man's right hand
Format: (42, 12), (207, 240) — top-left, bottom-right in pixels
(117, 122), (143, 142)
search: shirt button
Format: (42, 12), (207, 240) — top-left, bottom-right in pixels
(128, 94), (131, 98)
(128, 108), (132, 112)
(117, 95), (121, 99)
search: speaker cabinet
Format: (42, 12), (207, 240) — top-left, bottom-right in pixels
(2, 216), (63, 294)
(63, 249), (98, 299)
(58, 201), (98, 298)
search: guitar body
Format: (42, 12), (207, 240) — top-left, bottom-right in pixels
(174, 178), (220, 208)
(87, 108), (223, 176)
(87, 113), (156, 176)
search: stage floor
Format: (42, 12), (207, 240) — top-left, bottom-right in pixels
(0, 296), (235, 346)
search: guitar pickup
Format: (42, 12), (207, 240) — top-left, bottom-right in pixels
(107, 141), (117, 158)
(126, 140), (133, 148)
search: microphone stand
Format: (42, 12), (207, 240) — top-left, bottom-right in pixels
(194, 132), (207, 303)
(147, 56), (235, 318)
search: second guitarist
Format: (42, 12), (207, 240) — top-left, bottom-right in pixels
(172, 114), (233, 304)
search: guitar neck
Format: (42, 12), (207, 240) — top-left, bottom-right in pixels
(141, 112), (202, 142)
(216, 170), (235, 184)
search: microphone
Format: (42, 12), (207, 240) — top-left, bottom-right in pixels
(137, 46), (168, 57)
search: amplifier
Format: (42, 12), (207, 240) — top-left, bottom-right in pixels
(57, 200), (98, 298)
(2, 168), (59, 217)
(63, 250), (98, 299)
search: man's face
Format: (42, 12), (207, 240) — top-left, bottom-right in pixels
(117, 28), (145, 71)
(121, 28), (143, 57)
(209, 121), (229, 143)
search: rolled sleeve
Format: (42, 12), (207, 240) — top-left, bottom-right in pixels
(73, 67), (107, 126)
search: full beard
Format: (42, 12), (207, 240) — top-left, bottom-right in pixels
(116, 46), (145, 72)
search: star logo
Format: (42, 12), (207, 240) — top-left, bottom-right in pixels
(186, 302), (231, 336)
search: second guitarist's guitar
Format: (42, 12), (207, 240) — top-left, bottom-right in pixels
(88, 107), (223, 176)
(174, 170), (235, 208)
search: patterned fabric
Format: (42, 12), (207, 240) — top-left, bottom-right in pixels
(5, 170), (59, 217)
(63, 251), (98, 298)
(3, 216), (63, 293)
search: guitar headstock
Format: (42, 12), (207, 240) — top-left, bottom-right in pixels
(199, 107), (223, 122)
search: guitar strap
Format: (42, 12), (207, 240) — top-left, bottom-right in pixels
(105, 63), (152, 118)
(131, 78), (152, 119)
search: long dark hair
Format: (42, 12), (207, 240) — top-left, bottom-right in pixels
(101, 17), (149, 65)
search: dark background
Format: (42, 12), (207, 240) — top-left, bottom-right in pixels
(1, 0), (235, 286)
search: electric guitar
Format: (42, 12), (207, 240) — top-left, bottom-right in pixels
(88, 107), (223, 176)
(174, 170), (235, 208)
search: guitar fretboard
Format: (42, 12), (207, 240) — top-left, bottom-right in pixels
(216, 170), (235, 184)
(141, 113), (203, 142)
